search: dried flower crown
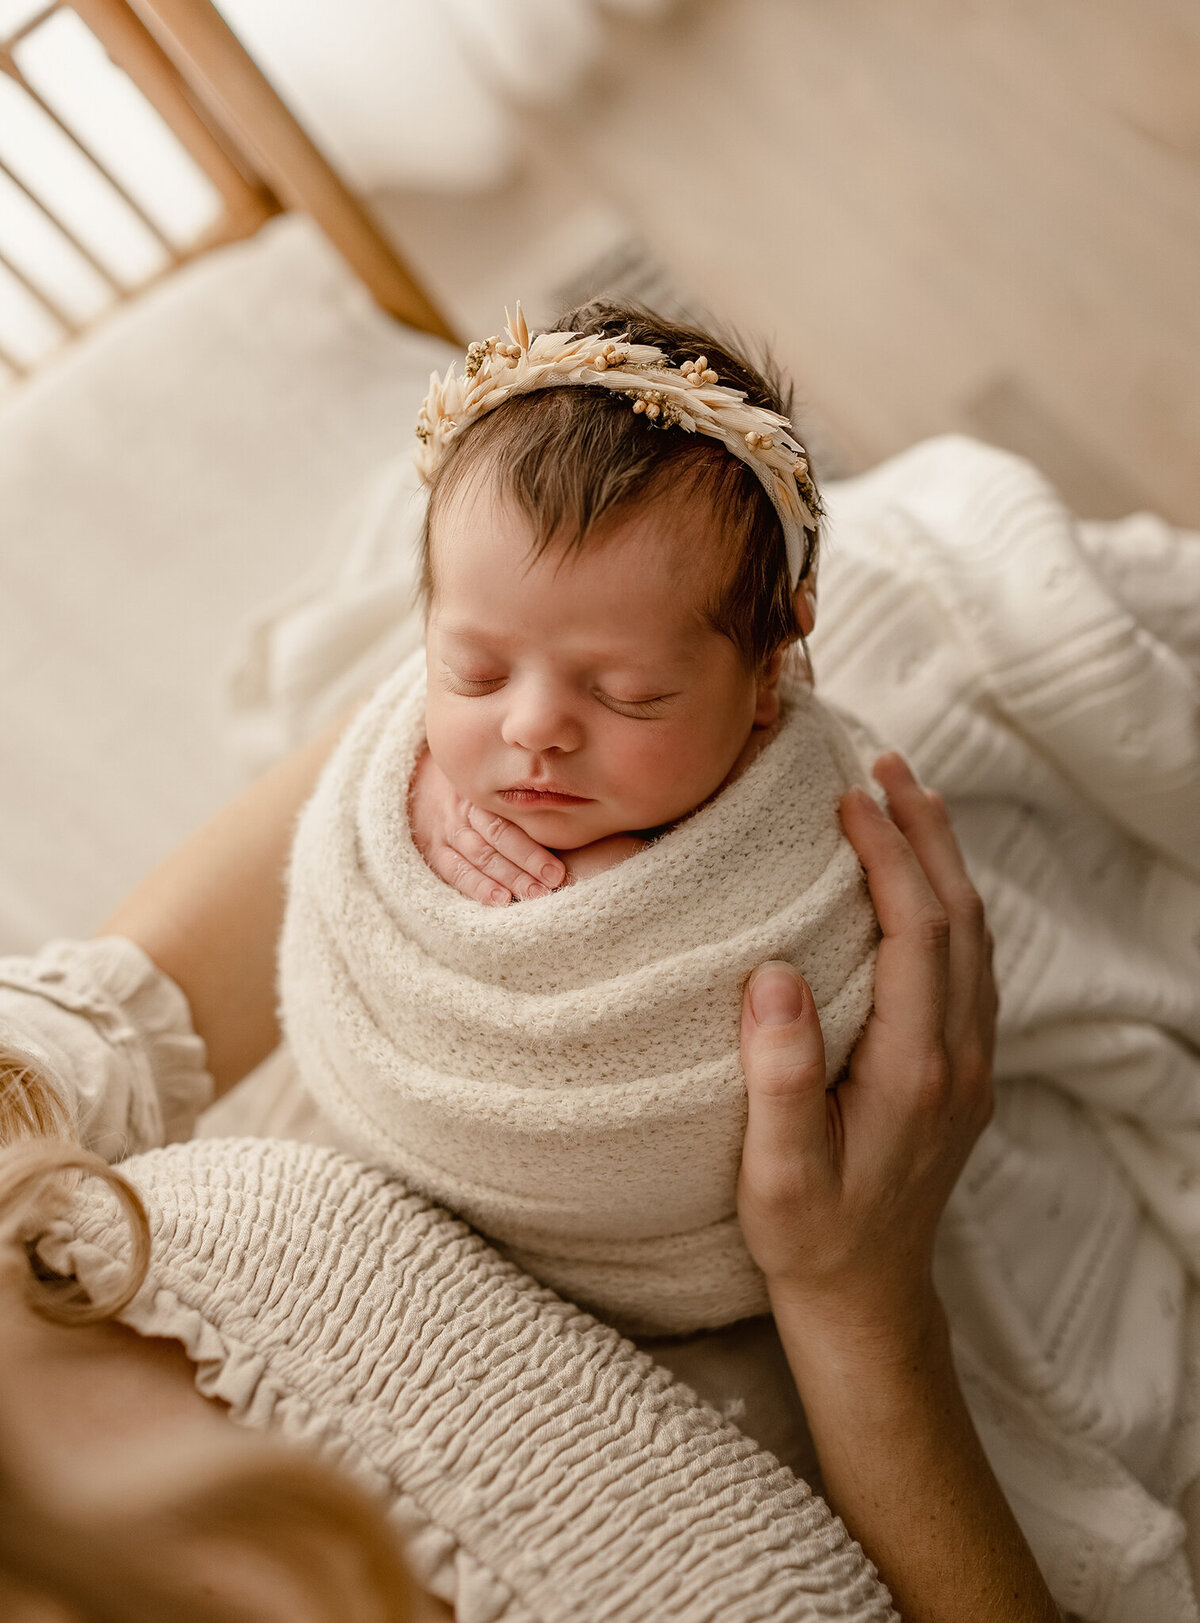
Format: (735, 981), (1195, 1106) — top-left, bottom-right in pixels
(414, 303), (818, 588)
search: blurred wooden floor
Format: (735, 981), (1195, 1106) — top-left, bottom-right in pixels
(386, 0), (1200, 526)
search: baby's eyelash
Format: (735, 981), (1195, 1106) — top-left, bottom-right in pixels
(442, 671), (503, 695)
(602, 693), (674, 717)
(440, 668), (674, 716)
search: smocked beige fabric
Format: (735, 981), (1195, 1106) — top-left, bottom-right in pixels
(2, 937), (891, 1618)
(47, 1135), (894, 1623)
(279, 654), (879, 1336)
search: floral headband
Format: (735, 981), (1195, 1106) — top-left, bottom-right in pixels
(414, 304), (818, 589)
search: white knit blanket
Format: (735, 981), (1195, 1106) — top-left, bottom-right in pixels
(812, 437), (1200, 1623)
(280, 659), (879, 1335)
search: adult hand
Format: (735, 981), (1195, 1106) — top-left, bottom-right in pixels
(737, 750), (996, 1337)
(734, 756), (1059, 1623)
(409, 748), (566, 905)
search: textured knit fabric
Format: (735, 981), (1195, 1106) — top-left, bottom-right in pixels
(43, 1135), (895, 1623)
(0, 935), (212, 1157)
(279, 654), (879, 1335)
(812, 436), (1200, 1623)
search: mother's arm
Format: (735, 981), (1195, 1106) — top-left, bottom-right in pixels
(738, 754), (1060, 1622)
(100, 715), (351, 1098)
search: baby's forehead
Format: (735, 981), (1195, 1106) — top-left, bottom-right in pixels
(436, 467), (732, 581)
(436, 600), (709, 670)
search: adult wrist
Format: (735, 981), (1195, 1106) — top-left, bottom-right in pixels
(766, 1272), (950, 1393)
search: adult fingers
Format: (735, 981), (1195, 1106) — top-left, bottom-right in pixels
(839, 786), (948, 1061)
(449, 826), (549, 901)
(740, 964), (830, 1180)
(871, 754), (996, 1075)
(466, 805), (566, 888)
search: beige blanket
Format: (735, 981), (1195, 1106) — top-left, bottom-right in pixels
(279, 655), (878, 1335)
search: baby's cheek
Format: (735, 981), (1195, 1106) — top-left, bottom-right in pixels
(614, 729), (703, 808)
(424, 703), (486, 799)
(618, 723), (745, 824)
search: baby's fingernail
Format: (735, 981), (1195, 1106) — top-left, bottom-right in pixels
(489, 888), (509, 906)
(541, 862), (564, 884)
(748, 962), (806, 1025)
(526, 882), (548, 900)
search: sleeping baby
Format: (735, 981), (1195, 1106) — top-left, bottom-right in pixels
(279, 300), (880, 1336)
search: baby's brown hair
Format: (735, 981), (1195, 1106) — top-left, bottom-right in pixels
(419, 300), (821, 674)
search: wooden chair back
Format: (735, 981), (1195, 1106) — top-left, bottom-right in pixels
(0, 0), (456, 379)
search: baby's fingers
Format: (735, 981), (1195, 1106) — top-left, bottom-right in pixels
(427, 842), (514, 907)
(448, 826), (549, 902)
(465, 805), (566, 889)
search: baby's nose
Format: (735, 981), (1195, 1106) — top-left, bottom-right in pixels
(500, 687), (582, 753)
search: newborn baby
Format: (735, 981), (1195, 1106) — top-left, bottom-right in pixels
(415, 394), (808, 889)
(280, 300), (879, 1334)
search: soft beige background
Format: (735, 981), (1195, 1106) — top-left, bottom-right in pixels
(379, 0), (1200, 526)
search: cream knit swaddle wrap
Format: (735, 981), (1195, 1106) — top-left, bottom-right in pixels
(281, 651), (878, 1334)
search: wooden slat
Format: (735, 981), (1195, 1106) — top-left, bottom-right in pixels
(129, 0), (460, 343)
(0, 333), (28, 374)
(0, 151), (123, 289)
(67, 0), (275, 239)
(0, 241), (77, 330)
(0, 48), (181, 259)
(4, 2), (61, 51)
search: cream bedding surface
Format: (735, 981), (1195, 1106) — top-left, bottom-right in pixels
(0, 213), (454, 952)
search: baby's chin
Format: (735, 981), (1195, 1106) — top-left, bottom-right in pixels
(498, 807), (619, 851)
(484, 796), (630, 851)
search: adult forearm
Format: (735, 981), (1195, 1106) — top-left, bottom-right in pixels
(100, 716), (348, 1098)
(772, 1288), (1060, 1623)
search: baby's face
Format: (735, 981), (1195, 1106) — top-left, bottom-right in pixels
(424, 471), (773, 849)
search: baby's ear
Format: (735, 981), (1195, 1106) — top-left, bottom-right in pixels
(753, 647), (786, 726)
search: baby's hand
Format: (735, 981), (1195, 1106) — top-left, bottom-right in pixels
(409, 749), (566, 905)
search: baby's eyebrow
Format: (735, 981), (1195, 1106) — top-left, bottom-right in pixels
(437, 623), (508, 649)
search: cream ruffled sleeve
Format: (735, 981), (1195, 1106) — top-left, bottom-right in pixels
(0, 936), (212, 1159)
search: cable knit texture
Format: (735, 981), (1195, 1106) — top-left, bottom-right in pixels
(812, 436), (1200, 1623)
(279, 655), (879, 1334)
(45, 1136), (896, 1623)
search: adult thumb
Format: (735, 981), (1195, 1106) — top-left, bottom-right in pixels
(741, 963), (828, 1159)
